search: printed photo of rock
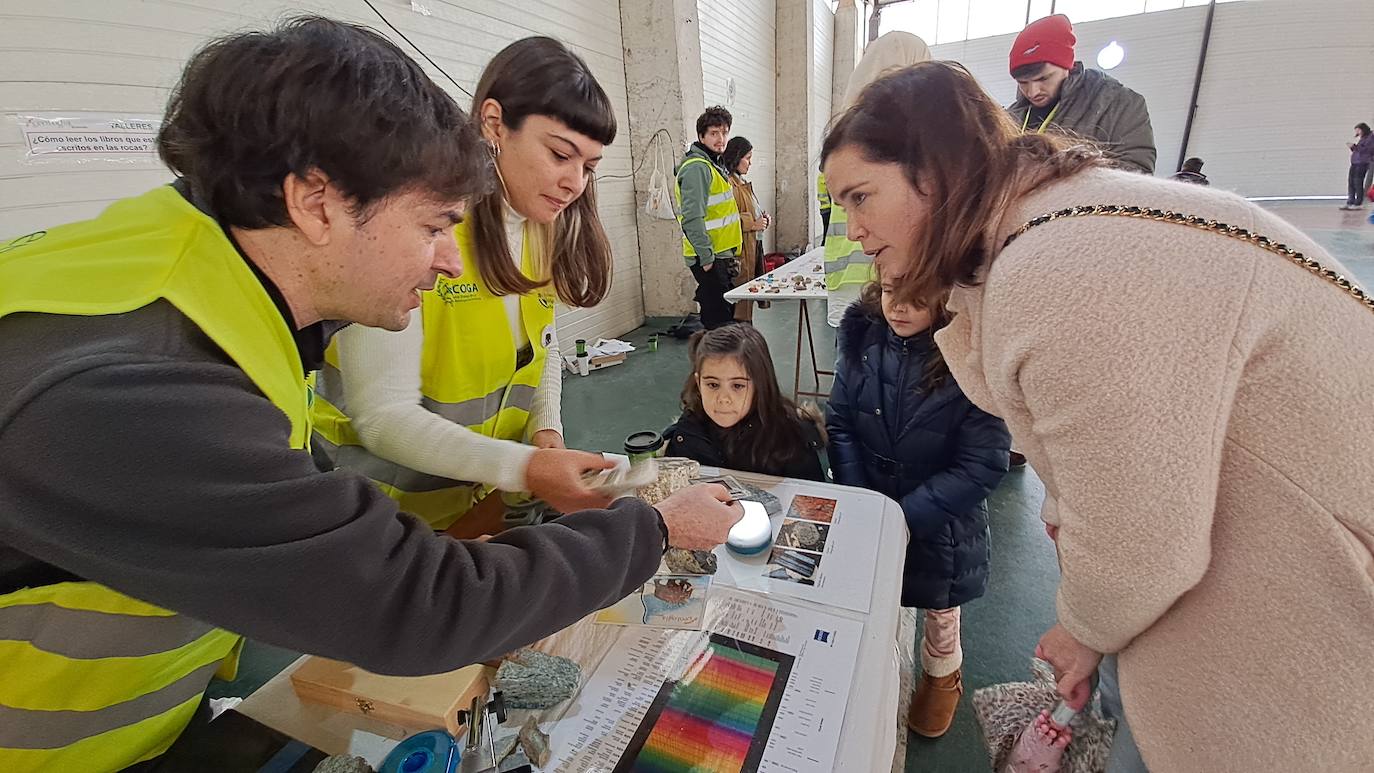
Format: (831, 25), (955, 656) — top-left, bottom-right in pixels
(784, 494), (837, 524)
(763, 546), (821, 586)
(776, 519), (829, 552)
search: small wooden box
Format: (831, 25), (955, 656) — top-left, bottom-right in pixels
(289, 657), (490, 736)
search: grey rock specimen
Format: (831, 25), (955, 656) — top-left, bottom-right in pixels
(493, 649), (581, 710)
(313, 755), (372, 773)
(664, 548), (718, 575)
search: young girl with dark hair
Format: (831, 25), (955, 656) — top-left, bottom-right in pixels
(665, 325), (825, 481)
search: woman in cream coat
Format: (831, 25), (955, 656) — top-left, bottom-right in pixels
(822, 61), (1373, 772)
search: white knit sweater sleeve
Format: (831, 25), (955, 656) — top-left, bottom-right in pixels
(529, 324), (564, 437)
(333, 317), (534, 493)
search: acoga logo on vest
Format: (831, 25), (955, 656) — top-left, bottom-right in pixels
(434, 276), (482, 305)
(538, 294), (554, 310)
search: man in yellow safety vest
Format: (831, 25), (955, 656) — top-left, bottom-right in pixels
(0, 17), (740, 772)
(676, 106), (743, 330)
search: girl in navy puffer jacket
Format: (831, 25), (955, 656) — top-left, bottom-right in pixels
(827, 276), (1010, 739)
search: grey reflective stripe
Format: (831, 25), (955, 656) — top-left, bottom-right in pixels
(312, 435), (477, 493)
(335, 444), (475, 493)
(0, 603), (213, 660)
(705, 212), (741, 231)
(0, 660), (220, 750)
(315, 363), (348, 413)
(420, 383), (536, 427)
(824, 252), (872, 273)
(827, 220), (847, 237)
(706, 190), (735, 207)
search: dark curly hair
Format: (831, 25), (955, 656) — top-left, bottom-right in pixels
(157, 16), (491, 228)
(696, 106), (733, 139)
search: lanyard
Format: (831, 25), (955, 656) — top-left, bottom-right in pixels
(1021, 102), (1061, 134)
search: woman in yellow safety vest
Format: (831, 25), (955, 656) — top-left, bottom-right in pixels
(311, 37), (620, 530)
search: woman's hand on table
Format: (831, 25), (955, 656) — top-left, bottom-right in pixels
(525, 448), (615, 513)
(1035, 623), (1102, 710)
(655, 484), (744, 550)
(532, 429), (566, 450)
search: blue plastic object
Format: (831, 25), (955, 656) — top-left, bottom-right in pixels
(378, 731), (460, 773)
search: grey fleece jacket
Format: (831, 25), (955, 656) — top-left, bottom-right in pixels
(1009, 62), (1157, 174)
(0, 299), (663, 676)
(676, 142), (729, 266)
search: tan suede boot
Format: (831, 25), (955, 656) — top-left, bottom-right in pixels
(907, 669), (963, 738)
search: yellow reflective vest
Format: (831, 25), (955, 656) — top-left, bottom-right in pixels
(0, 185), (310, 771)
(824, 203), (873, 292)
(676, 156), (743, 258)
(817, 172), (832, 214)
(311, 221), (555, 530)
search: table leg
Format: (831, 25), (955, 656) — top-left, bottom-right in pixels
(796, 301), (835, 400)
(793, 301), (805, 398)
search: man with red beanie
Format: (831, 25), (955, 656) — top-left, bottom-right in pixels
(1008, 14), (1156, 174)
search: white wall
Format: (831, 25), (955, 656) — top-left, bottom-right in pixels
(930, 0), (1374, 197)
(810, 0), (835, 245)
(699, 0), (777, 251)
(0, 0), (643, 344)
(1187, 0), (1374, 197)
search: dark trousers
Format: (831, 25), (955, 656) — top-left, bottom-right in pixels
(821, 209), (831, 244)
(689, 256), (737, 329)
(1349, 163), (1370, 206)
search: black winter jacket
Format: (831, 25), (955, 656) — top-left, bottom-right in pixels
(826, 305), (1011, 609)
(664, 409), (826, 482)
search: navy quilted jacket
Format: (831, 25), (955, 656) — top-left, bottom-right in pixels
(826, 305), (1011, 609)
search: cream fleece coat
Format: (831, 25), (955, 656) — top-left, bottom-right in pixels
(937, 168), (1374, 771)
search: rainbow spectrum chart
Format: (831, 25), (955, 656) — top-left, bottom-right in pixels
(613, 635), (791, 773)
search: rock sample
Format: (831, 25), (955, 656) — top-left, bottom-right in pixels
(664, 548), (718, 575)
(517, 717), (551, 768)
(493, 649), (581, 710)
(636, 457), (700, 505)
(313, 755), (372, 773)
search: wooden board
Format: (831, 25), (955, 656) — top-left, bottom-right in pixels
(289, 657), (491, 737)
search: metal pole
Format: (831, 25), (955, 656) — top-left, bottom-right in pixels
(1050, 0), (1056, 14)
(1025, 0), (1032, 26)
(1177, 0), (1217, 173)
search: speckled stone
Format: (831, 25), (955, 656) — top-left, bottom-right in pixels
(313, 755), (372, 773)
(493, 649), (581, 710)
(664, 548), (718, 575)
(636, 457), (700, 505)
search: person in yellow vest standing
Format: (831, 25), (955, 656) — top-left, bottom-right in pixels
(311, 37), (625, 532)
(677, 106), (744, 330)
(817, 171), (832, 239)
(0, 18), (741, 772)
(824, 32), (931, 328)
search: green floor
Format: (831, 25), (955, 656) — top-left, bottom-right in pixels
(213, 201), (1372, 771)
